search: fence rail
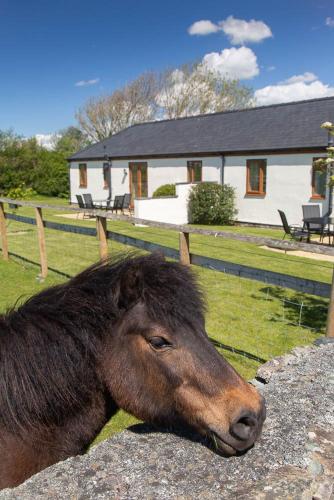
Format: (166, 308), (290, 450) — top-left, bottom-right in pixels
(0, 198), (333, 338)
(2, 197), (334, 256)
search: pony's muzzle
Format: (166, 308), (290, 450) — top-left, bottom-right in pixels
(230, 402), (265, 444)
(210, 395), (266, 456)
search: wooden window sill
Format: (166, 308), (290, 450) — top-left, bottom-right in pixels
(245, 193), (266, 198)
(310, 195), (325, 200)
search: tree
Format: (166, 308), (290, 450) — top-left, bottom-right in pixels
(0, 129), (22, 151)
(54, 126), (90, 156)
(76, 63), (253, 141)
(156, 63), (253, 119)
(313, 122), (334, 186)
(76, 73), (158, 142)
(0, 132), (69, 198)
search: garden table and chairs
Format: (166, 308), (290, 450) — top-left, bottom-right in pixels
(302, 204), (334, 244)
(278, 207), (334, 244)
(81, 193), (133, 215)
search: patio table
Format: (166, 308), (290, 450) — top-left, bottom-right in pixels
(303, 216), (330, 244)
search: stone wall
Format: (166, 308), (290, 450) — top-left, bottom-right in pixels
(1, 343), (333, 499)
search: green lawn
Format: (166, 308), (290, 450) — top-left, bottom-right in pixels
(6, 195), (333, 284)
(0, 196), (330, 445)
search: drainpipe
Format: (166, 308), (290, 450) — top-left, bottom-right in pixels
(328, 131), (334, 222)
(103, 145), (112, 201)
(220, 155), (225, 185)
(108, 159), (112, 201)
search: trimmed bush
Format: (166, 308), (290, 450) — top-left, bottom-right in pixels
(188, 182), (237, 225)
(152, 184), (176, 198)
(5, 184), (37, 199)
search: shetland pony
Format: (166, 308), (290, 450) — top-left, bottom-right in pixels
(0, 254), (265, 488)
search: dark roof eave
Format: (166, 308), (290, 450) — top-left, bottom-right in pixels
(69, 145), (327, 163)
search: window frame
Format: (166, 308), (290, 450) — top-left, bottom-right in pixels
(79, 163), (87, 188)
(311, 157), (326, 200)
(246, 159), (267, 196)
(187, 161), (202, 183)
(103, 162), (110, 190)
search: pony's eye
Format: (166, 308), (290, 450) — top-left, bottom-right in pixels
(149, 336), (171, 350)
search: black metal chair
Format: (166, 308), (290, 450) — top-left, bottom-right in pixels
(278, 210), (309, 242)
(76, 194), (89, 219)
(302, 204), (328, 243)
(107, 195), (124, 213)
(82, 193), (102, 210)
(121, 193), (132, 215)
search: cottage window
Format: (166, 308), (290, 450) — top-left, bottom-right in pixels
(103, 163), (110, 190)
(312, 159), (326, 199)
(187, 161), (202, 182)
(246, 159), (266, 195)
(79, 164), (87, 188)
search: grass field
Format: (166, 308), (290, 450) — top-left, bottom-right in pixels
(0, 196), (330, 444)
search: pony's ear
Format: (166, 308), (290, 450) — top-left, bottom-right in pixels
(114, 253), (165, 311)
(116, 264), (144, 310)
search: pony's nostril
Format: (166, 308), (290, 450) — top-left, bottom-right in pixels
(230, 412), (257, 441)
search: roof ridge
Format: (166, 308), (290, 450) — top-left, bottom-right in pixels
(126, 96), (334, 128)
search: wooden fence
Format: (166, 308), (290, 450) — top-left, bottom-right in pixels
(0, 197), (334, 338)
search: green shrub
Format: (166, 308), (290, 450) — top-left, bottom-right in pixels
(6, 183), (37, 199)
(152, 184), (176, 197)
(0, 134), (69, 199)
(188, 182), (237, 225)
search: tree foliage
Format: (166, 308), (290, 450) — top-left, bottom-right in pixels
(188, 182), (237, 225)
(0, 131), (69, 198)
(157, 63), (253, 119)
(76, 73), (158, 142)
(313, 122), (334, 186)
(53, 126), (90, 157)
(76, 63), (254, 141)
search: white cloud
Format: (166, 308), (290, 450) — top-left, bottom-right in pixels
(219, 16), (272, 45)
(281, 72), (317, 84)
(75, 78), (100, 87)
(325, 17), (334, 27)
(188, 20), (219, 35)
(35, 134), (59, 150)
(188, 16), (272, 45)
(267, 65), (276, 72)
(255, 75), (334, 106)
(203, 46), (259, 80)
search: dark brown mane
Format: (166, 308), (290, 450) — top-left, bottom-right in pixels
(0, 253), (205, 435)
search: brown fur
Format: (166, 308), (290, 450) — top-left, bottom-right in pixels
(0, 254), (265, 489)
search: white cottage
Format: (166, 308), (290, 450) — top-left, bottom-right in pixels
(69, 97), (334, 226)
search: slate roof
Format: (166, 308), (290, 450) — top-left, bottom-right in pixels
(70, 97), (334, 160)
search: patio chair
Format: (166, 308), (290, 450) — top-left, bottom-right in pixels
(302, 204), (328, 243)
(76, 194), (89, 219)
(121, 193), (132, 215)
(82, 193), (102, 210)
(278, 210), (309, 242)
(107, 195), (124, 213)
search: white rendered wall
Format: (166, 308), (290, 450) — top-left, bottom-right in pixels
(134, 183), (194, 224)
(70, 157), (221, 203)
(69, 161), (109, 203)
(223, 153), (328, 226)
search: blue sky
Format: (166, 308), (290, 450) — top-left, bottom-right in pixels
(0, 0), (333, 138)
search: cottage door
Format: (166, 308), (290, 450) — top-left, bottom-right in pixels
(129, 162), (148, 207)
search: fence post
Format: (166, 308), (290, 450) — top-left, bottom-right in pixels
(96, 216), (108, 260)
(179, 231), (190, 265)
(0, 202), (9, 260)
(326, 268), (334, 337)
(35, 207), (48, 278)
